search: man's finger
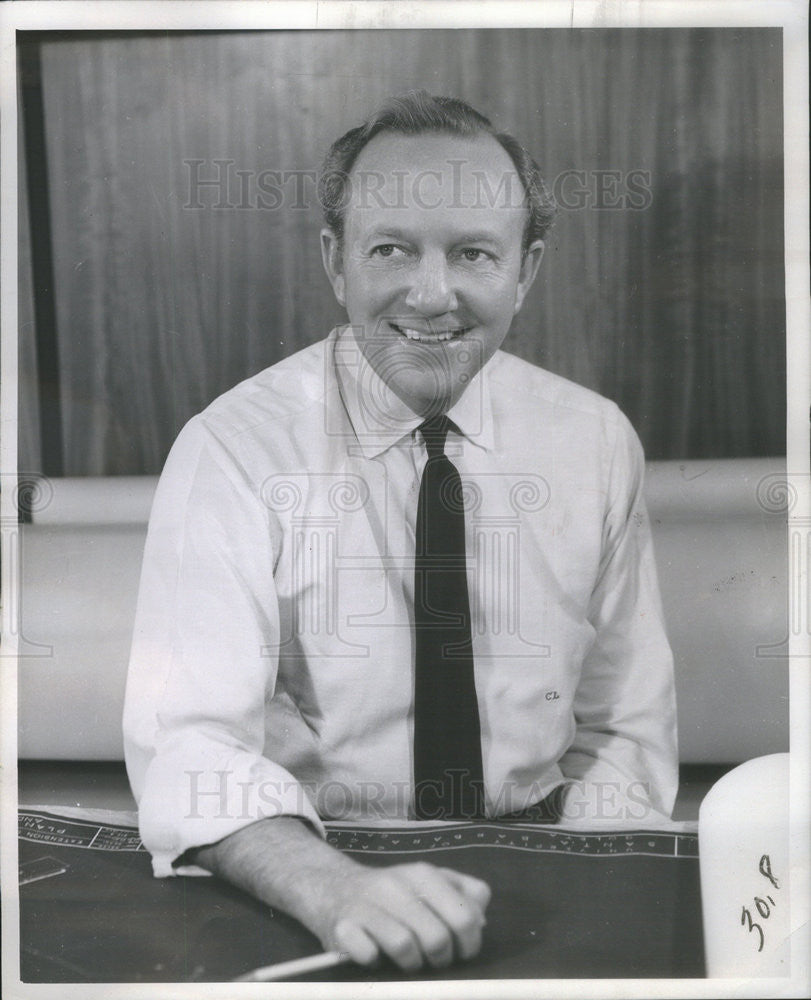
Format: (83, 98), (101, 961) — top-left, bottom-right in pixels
(395, 891), (461, 968)
(406, 870), (486, 960)
(333, 918), (379, 967)
(356, 907), (424, 972)
(438, 867), (492, 911)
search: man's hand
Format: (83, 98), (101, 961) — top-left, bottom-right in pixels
(319, 861), (490, 971)
(189, 816), (490, 973)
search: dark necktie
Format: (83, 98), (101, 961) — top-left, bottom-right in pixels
(413, 415), (484, 820)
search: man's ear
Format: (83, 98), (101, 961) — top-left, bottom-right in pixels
(320, 228), (346, 307)
(513, 240), (545, 315)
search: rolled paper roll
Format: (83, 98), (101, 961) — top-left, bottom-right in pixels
(698, 753), (790, 977)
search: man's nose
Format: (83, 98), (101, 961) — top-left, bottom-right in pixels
(404, 254), (458, 315)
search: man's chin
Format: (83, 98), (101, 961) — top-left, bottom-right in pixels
(389, 376), (471, 418)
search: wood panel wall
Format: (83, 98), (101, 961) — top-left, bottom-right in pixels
(18, 28), (785, 475)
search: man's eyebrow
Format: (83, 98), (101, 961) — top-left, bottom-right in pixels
(365, 228), (411, 242)
(363, 228), (507, 249)
(454, 232), (507, 249)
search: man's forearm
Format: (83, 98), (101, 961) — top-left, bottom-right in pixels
(187, 814), (491, 971)
(188, 815), (356, 942)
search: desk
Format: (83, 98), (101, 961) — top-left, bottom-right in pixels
(18, 806), (704, 982)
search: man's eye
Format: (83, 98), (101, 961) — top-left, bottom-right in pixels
(372, 244), (402, 258)
(460, 248), (488, 262)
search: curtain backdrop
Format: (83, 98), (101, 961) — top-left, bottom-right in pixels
(18, 28), (785, 475)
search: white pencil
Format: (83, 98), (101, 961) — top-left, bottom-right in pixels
(233, 949), (353, 982)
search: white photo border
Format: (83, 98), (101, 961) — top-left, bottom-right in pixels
(1, 3), (808, 999)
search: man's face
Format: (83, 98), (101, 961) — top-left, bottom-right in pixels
(321, 131), (544, 416)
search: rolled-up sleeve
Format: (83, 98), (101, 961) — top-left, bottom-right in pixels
(123, 417), (324, 878)
(558, 411), (679, 822)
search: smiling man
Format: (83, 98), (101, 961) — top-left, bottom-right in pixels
(319, 127), (544, 419)
(124, 93), (678, 973)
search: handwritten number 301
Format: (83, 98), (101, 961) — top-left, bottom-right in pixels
(740, 854), (780, 953)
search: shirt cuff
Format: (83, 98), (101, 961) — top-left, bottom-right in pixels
(137, 748), (327, 878)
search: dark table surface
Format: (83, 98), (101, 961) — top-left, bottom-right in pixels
(17, 802), (705, 983)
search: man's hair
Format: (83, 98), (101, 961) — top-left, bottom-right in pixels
(318, 91), (557, 255)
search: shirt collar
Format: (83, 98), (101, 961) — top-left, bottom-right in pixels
(331, 325), (495, 458)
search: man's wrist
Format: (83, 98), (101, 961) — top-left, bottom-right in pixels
(185, 814), (359, 943)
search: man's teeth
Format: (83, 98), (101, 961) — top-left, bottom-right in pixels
(399, 327), (463, 342)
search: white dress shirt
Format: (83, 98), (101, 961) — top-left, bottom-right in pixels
(124, 326), (678, 877)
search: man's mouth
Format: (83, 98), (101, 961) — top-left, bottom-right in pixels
(390, 322), (470, 343)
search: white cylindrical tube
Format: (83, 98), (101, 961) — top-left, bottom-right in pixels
(699, 753), (790, 977)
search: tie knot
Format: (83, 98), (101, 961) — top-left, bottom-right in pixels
(419, 415), (450, 458)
